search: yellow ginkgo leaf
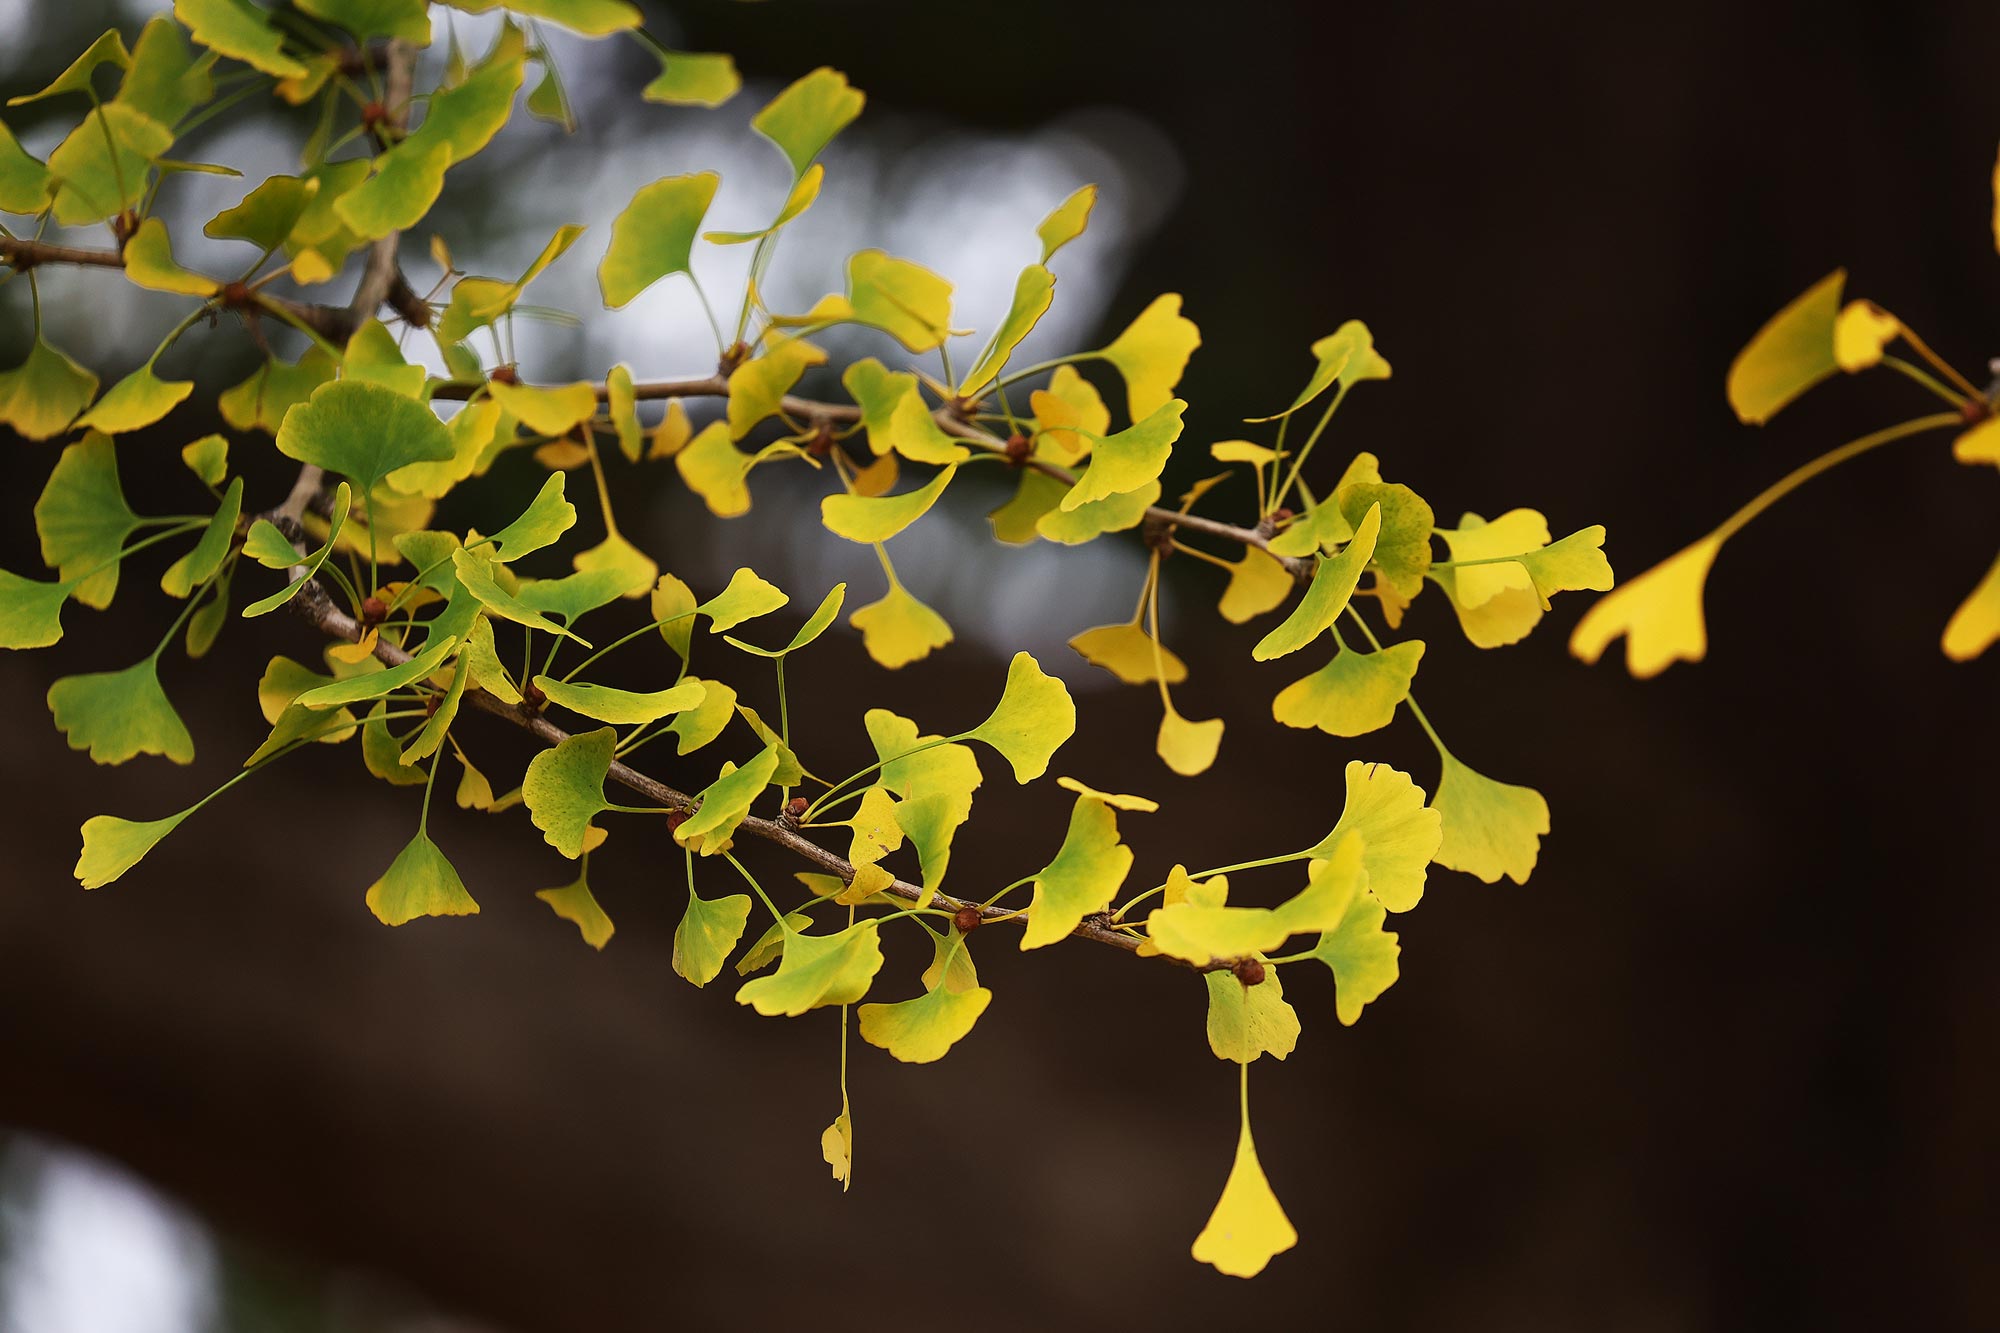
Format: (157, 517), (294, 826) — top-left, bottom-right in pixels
(1191, 1086), (1296, 1279)
(1252, 503), (1380, 661)
(1833, 299), (1900, 371)
(1203, 965), (1298, 1064)
(1431, 752), (1548, 885)
(1069, 621), (1186, 685)
(845, 249), (954, 352)
(851, 578), (953, 669)
(1305, 761), (1440, 912)
(487, 379), (596, 436)
(675, 420), (755, 517)
(1030, 365), (1109, 464)
(1157, 706), (1223, 777)
(0, 338), (99, 440)
(1953, 417), (2000, 468)
(821, 1103), (852, 1192)
(1099, 292), (1200, 422)
(1218, 547), (1294, 623)
(1272, 639), (1423, 738)
(1036, 184), (1095, 261)
(821, 465), (956, 543)
(965, 651), (1075, 783)
(857, 984), (993, 1063)
(649, 398), (693, 458)
(1726, 269), (1843, 424)
(1942, 550), (2000, 662)
(728, 336), (827, 439)
(1020, 791), (1132, 950)
(1054, 776), (1157, 811)
(1569, 535), (1720, 678)
(122, 217), (218, 295)
(841, 358), (967, 464)
(73, 361), (192, 434)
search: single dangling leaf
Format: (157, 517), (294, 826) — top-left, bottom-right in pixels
(47, 659), (195, 766)
(1191, 1093), (1296, 1278)
(1272, 639), (1423, 738)
(642, 48), (739, 107)
(857, 983), (993, 1063)
(35, 433), (141, 611)
(1304, 761), (1440, 912)
(964, 652), (1076, 783)
(821, 466), (957, 543)
(0, 338), (99, 441)
(674, 889), (753, 986)
(1069, 621), (1187, 685)
(522, 727), (617, 858)
(1942, 551), (2000, 662)
(1100, 293), (1200, 421)
(675, 747), (781, 856)
(852, 579), (953, 669)
(600, 172), (719, 307)
(1569, 536), (1719, 678)
(1204, 965), (1298, 1064)
(751, 66), (864, 177)
(1431, 752), (1548, 885)
(365, 831), (480, 925)
(1726, 269), (1844, 424)
(537, 863), (614, 949)
(735, 920), (884, 1016)
(1057, 399), (1185, 510)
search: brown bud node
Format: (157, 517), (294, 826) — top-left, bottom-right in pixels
(489, 365), (519, 386)
(785, 796), (809, 819)
(521, 680), (548, 711)
(1003, 433), (1031, 466)
(952, 905), (983, 934)
(358, 595), (387, 625)
(1233, 957), (1267, 987)
(667, 809), (690, 834)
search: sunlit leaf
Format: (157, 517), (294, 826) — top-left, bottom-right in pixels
(668, 678), (736, 754)
(45, 101), (171, 225)
(736, 919), (883, 1016)
(599, 172), (717, 307)
(366, 831), (479, 925)
(1058, 399), (1185, 510)
(958, 264), (1054, 397)
(7, 29), (130, 106)
(965, 652), (1074, 783)
(175, 0), (307, 78)
(705, 165), (822, 246)
(641, 47), (738, 106)
(532, 675), (703, 726)
(481, 472), (575, 561)
(277, 380), (455, 491)
(1218, 547), (1294, 623)
(1191, 1107), (1296, 1279)
(1020, 792), (1131, 950)
(840, 249), (954, 352)
(75, 808), (191, 889)
(676, 746), (781, 856)
(1273, 638), (1421, 738)
(858, 983), (992, 1063)
(1036, 479), (1158, 545)
(1956, 417), (2000, 469)
(989, 469), (1066, 544)
(751, 66), (863, 177)
(851, 579), (952, 669)
(1036, 184), (1095, 261)
(333, 139), (452, 241)
(73, 361), (192, 435)
(674, 420), (755, 517)
(121, 217), (218, 296)
(1099, 293), (1200, 421)
(674, 888), (753, 986)
(1337, 481), (1432, 600)
(1726, 268), (1843, 424)
(522, 726), (616, 858)
(1157, 707), (1224, 777)
(1303, 889), (1399, 1025)
(728, 336), (826, 440)
(841, 358), (966, 464)
(822, 466), (956, 543)
(0, 120), (56, 213)
(47, 659), (193, 766)
(1431, 752), (1548, 885)
(699, 567), (788, 633)
(1205, 966), (1298, 1064)
(1252, 503), (1379, 660)
(1301, 762), (1439, 912)
(724, 583), (844, 658)
(1246, 319), (1390, 423)
(1569, 536), (1719, 678)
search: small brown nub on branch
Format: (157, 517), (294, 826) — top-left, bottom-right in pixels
(1233, 957), (1267, 987)
(1003, 433), (1030, 465)
(360, 101), (387, 130)
(718, 341), (751, 376)
(423, 693), (442, 719)
(806, 425), (833, 458)
(1960, 395), (1990, 424)
(521, 679), (547, 711)
(952, 905), (983, 934)
(785, 796), (809, 819)
(489, 365), (519, 386)
(110, 211), (140, 247)
(666, 809), (689, 834)
(219, 280), (255, 309)
(358, 595), (387, 625)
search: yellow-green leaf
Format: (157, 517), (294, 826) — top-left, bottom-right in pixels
(674, 888), (752, 985)
(966, 651), (1074, 783)
(675, 420), (754, 516)
(537, 867), (613, 949)
(1058, 399), (1184, 510)
(1726, 269), (1844, 425)
(75, 808), (192, 889)
(735, 920), (884, 1016)
(1036, 479), (1158, 545)
(161, 478), (242, 598)
(728, 336), (826, 440)
(333, 139), (452, 241)
(532, 675), (703, 726)
(122, 217), (219, 295)
(1068, 621), (1186, 685)
(676, 746), (781, 856)
(1941, 550), (2000, 662)
(522, 726), (616, 858)
(821, 466), (956, 543)
(643, 49), (738, 107)
(47, 102), (173, 226)
(958, 264), (1054, 397)
(1036, 184), (1095, 261)
(1204, 966), (1298, 1064)
(1253, 502), (1380, 661)
(1304, 761), (1439, 912)
(1099, 292), (1200, 421)
(175, 0), (308, 78)
(1020, 792), (1132, 950)
(1431, 752), (1548, 885)
(47, 658), (193, 766)
(1191, 1109), (1296, 1279)
(1303, 889), (1399, 1025)
(0, 120), (55, 213)
(841, 358), (966, 464)
(277, 380), (455, 490)
(858, 984), (993, 1063)
(365, 831), (479, 925)
(7, 30), (131, 106)
(1157, 707), (1224, 776)
(0, 337), (99, 441)
(751, 67), (864, 176)
(73, 361), (192, 434)
(599, 172), (718, 307)
(35, 433), (140, 610)
(1273, 638), (1421, 738)
(1217, 547), (1293, 623)
(698, 567), (788, 633)
(844, 250), (954, 353)
(851, 578), (952, 669)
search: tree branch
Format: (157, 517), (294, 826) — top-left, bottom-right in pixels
(278, 574), (1206, 968)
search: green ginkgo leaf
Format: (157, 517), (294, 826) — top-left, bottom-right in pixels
(292, 633), (457, 710)
(398, 652), (470, 765)
(1204, 966), (1299, 1064)
(365, 831), (480, 925)
(1304, 761), (1440, 913)
(522, 726), (616, 858)
(175, 0), (308, 78)
(599, 172), (718, 307)
(0, 120), (56, 213)
(47, 659), (194, 766)
(858, 983), (993, 1063)
(75, 808), (192, 889)
(0, 338), (99, 441)
(1431, 752), (1548, 885)
(705, 164), (822, 245)
(1036, 184), (1096, 262)
(1145, 836), (1365, 966)
(958, 264), (1055, 397)
(218, 348), (338, 435)
(333, 139), (452, 240)
(698, 567), (788, 633)
(1035, 479), (1158, 545)
(122, 218), (219, 295)
(0, 570), (78, 649)
(47, 101), (173, 225)
(735, 920), (884, 1016)
(450, 550), (585, 643)
(841, 359), (967, 464)
(751, 66), (864, 177)
(676, 746), (780, 856)
(1246, 319), (1390, 423)
(1252, 503), (1380, 661)
(115, 16), (212, 126)
(569, 531), (658, 602)
(531, 675), (704, 726)
(642, 48), (739, 106)
(723, 583), (845, 657)
(989, 469), (1065, 544)
(1058, 399), (1185, 510)
(35, 433), (140, 610)
(1069, 621), (1187, 685)
(73, 361), (193, 434)
(1337, 482), (1432, 600)
(358, 698), (426, 785)
(277, 380), (454, 491)
(476, 472), (573, 562)
(1099, 293), (1200, 422)
(965, 651), (1074, 783)
(241, 482), (352, 617)
(1271, 638), (1422, 738)
(674, 889), (753, 985)
(1266, 500), (1354, 558)
(6, 29), (130, 106)
(851, 578), (952, 669)
(537, 865), (614, 949)
(205, 173), (317, 252)
(1020, 792), (1131, 950)
(1726, 269), (1843, 425)
(821, 468), (957, 543)
(842, 250), (954, 352)
(669, 679), (737, 754)
(727, 336), (826, 440)
(180, 435), (229, 487)
(394, 19), (520, 152)
(339, 319), (426, 398)
(1303, 889), (1400, 1025)
(161, 478), (242, 598)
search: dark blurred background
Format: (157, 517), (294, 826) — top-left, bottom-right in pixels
(2, 0), (1998, 1329)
